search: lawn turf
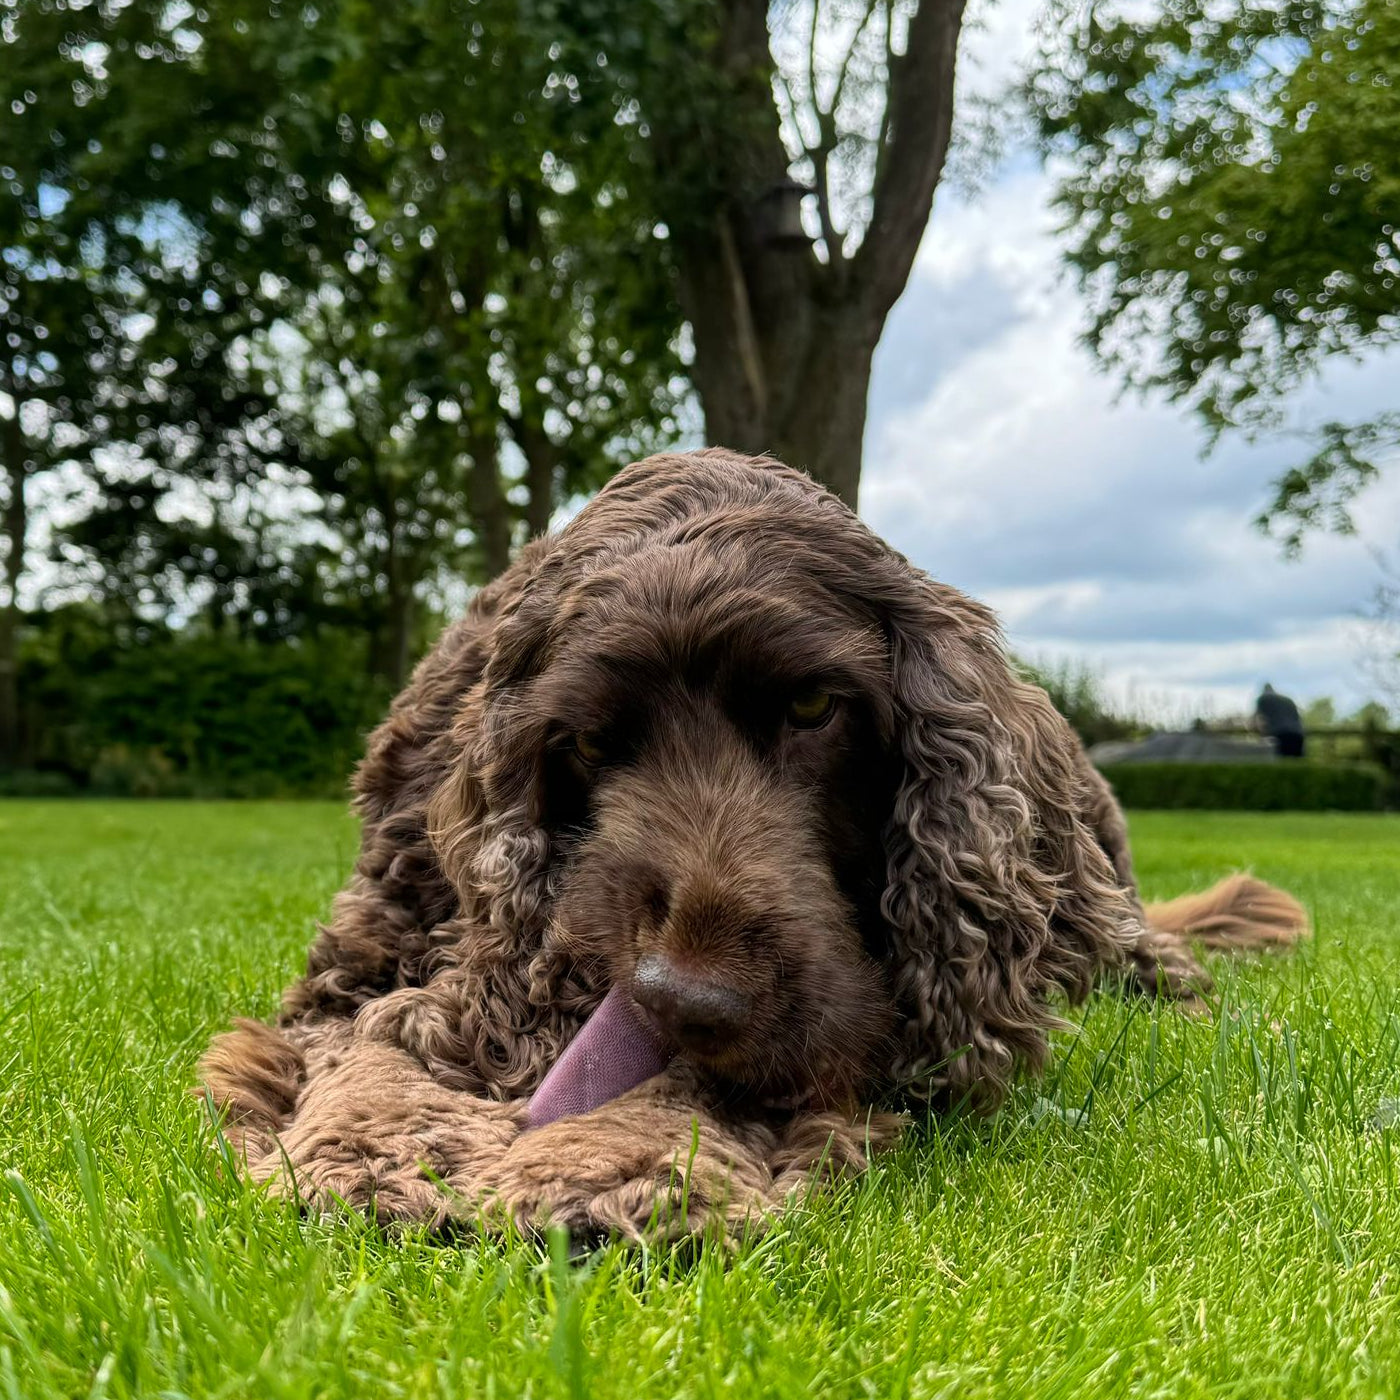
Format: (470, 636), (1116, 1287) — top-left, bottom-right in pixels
(1, 801), (1398, 1398)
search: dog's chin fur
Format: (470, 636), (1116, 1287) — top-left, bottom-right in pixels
(200, 448), (1309, 1240)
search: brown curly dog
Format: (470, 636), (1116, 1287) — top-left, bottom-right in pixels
(201, 448), (1307, 1240)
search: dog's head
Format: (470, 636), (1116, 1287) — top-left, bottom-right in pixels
(430, 451), (1135, 1110)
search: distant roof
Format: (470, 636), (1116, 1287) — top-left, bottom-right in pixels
(1089, 731), (1276, 765)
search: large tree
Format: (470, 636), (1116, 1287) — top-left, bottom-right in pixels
(2, 0), (685, 697)
(5, 0), (978, 755)
(564, 0), (972, 507)
(1028, 0), (1400, 550)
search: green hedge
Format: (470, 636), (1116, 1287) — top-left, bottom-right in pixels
(1098, 761), (1391, 811)
(7, 606), (389, 797)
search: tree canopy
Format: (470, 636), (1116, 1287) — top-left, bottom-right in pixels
(1029, 0), (1399, 550)
(2, 0), (976, 777)
(1, 0), (686, 705)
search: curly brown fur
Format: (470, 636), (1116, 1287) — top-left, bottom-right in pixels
(200, 447), (1305, 1240)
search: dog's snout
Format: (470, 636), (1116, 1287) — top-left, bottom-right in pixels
(631, 952), (752, 1052)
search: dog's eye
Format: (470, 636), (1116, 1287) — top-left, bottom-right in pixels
(786, 687), (835, 729)
(572, 731), (609, 766)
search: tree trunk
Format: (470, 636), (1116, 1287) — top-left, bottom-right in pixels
(367, 487), (416, 689)
(0, 405), (26, 770)
(770, 329), (878, 510)
(381, 581), (415, 692)
(467, 427), (512, 578)
(511, 409), (558, 540)
(648, 0), (967, 510)
(369, 514), (416, 690)
(674, 218), (884, 509)
(686, 274), (878, 509)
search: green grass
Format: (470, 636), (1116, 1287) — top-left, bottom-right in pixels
(2, 802), (1399, 1399)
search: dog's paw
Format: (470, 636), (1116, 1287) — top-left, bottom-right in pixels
(258, 1147), (465, 1230)
(243, 1041), (528, 1231)
(484, 1097), (781, 1242)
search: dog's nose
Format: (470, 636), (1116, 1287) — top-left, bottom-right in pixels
(631, 953), (752, 1051)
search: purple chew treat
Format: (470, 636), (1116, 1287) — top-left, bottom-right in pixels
(526, 984), (676, 1130)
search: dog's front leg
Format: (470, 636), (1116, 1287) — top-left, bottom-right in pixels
(244, 1039), (527, 1229)
(486, 1070), (903, 1242)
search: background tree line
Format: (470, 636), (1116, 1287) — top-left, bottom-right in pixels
(2, 0), (1395, 793)
(1, 0), (970, 790)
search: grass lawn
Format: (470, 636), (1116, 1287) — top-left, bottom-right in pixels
(1, 801), (1399, 1398)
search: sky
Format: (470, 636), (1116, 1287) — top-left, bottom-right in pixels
(15, 0), (1395, 719)
(857, 0), (1400, 720)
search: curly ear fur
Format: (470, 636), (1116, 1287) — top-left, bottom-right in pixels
(425, 688), (553, 947)
(278, 539), (561, 1028)
(879, 581), (1139, 1106)
(361, 561), (602, 1100)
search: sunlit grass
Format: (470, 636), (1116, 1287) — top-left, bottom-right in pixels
(1, 802), (1398, 1397)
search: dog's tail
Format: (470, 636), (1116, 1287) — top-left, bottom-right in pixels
(1144, 872), (1309, 953)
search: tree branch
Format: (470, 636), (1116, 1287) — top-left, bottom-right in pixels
(717, 212), (769, 423)
(827, 0), (884, 131)
(854, 0), (967, 321)
(502, 405), (561, 540)
(796, 1), (883, 269)
(812, 137), (843, 267)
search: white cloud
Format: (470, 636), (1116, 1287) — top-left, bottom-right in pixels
(862, 161), (1400, 716)
(955, 0), (1047, 103)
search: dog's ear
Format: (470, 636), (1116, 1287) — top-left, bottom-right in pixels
(879, 580), (1137, 1107)
(426, 575), (559, 959)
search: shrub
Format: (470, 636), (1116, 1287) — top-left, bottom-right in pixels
(13, 605), (389, 797)
(0, 769), (79, 797)
(1017, 657), (1143, 748)
(1098, 761), (1390, 811)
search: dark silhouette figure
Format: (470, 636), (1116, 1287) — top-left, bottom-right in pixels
(1255, 684), (1305, 758)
